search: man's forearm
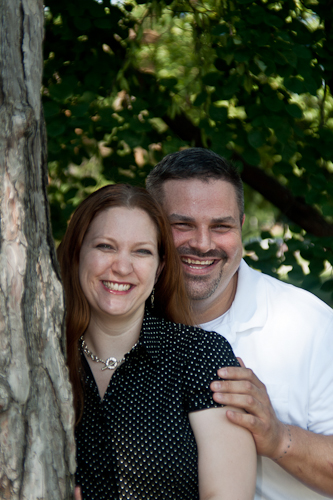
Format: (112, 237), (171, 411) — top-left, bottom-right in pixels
(272, 425), (333, 497)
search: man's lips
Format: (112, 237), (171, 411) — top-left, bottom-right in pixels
(102, 281), (132, 292)
(181, 257), (215, 269)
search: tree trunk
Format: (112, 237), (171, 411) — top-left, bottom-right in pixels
(0, 1), (76, 498)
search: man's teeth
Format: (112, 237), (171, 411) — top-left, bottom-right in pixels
(102, 281), (131, 291)
(182, 257), (214, 266)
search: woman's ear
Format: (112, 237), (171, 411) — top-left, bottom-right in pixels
(155, 260), (165, 284)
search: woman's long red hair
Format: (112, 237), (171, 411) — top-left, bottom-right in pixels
(57, 184), (193, 422)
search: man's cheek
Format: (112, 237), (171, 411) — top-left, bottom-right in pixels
(171, 229), (184, 248)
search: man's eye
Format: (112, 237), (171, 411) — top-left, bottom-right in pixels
(173, 223), (192, 230)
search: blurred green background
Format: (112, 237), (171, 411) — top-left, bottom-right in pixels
(43, 0), (333, 306)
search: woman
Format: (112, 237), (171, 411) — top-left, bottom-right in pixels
(57, 184), (256, 500)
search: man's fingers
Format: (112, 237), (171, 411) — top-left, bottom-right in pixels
(213, 366), (266, 393)
(210, 378), (258, 395)
(212, 391), (261, 414)
(225, 408), (259, 433)
(236, 357), (246, 368)
(216, 365), (255, 381)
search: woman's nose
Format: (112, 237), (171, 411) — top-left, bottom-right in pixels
(111, 252), (133, 275)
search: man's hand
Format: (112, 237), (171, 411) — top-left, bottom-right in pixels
(210, 357), (290, 459)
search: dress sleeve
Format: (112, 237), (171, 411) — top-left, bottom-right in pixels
(182, 329), (240, 413)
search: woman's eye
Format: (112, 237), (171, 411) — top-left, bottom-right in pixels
(97, 243), (113, 250)
(136, 249), (152, 255)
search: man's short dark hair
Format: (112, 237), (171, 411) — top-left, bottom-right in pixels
(146, 148), (244, 223)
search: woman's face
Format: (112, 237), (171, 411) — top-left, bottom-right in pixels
(79, 206), (163, 325)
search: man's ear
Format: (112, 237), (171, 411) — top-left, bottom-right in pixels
(241, 214), (245, 228)
(155, 260), (165, 284)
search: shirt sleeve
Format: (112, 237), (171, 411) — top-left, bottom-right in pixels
(308, 315), (333, 434)
(182, 329), (240, 413)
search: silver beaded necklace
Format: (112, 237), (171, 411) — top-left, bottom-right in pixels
(80, 335), (139, 371)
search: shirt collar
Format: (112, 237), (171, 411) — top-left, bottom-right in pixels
(230, 259), (268, 332)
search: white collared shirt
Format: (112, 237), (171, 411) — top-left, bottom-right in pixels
(201, 259), (333, 500)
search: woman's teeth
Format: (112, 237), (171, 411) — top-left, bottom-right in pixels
(102, 281), (131, 291)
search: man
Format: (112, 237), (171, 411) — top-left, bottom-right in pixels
(146, 148), (333, 500)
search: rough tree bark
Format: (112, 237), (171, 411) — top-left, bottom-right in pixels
(0, 1), (76, 498)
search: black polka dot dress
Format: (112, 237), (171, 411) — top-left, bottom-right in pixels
(75, 311), (240, 500)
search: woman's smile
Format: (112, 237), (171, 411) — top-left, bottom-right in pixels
(101, 281), (132, 292)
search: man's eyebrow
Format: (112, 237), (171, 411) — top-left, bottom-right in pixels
(168, 214), (195, 223)
(211, 216), (237, 224)
(168, 214), (237, 224)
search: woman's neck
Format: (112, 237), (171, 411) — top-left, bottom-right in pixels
(83, 310), (144, 360)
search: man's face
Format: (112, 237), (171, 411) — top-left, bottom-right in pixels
(161, 178), (244, 314)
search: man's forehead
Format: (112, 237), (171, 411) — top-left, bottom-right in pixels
(161, 177), (238, 204)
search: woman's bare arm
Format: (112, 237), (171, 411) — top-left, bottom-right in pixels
(189, 406), (257, 500)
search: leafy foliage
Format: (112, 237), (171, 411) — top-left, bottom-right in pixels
(43, 0), (333, 305)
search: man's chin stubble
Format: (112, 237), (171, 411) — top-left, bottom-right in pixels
(185, 272), (223, 301)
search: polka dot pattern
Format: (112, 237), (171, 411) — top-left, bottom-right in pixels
(75, 311), (240, 499)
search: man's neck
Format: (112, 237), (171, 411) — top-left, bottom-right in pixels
(192, 272), (238, 325)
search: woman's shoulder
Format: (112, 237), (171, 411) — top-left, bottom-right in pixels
(145, 313), (231, 350)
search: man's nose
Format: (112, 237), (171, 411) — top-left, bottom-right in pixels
(188, 228), (215, 253)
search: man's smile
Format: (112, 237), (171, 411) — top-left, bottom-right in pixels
(181, 257), (215, 269)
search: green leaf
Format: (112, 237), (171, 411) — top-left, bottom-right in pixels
(242, 148), (261, 166)
(131, 98), (149, 112)
(264, 15), (284, 28)
(81, 177), (97, 188)
(293, 45), (312, 59)
(321, 280), (333, 292)
(94, 18), (111, 29)
(129, 118), (152, 132)
(47, 139), (62, 154)
(287, 266), (305, 282)
(209, 106), (228, 123)
(284, 77), (304, 94)
(73, 16), (91, 31)
(263, 96), (283, 112)
(47, 119), (66, 137)
(43, 101), (61, 118)
(211, 24), (229, 36)
(70, 102), (90, 117)
(322, 205), (333, 216)
(286, 103), (303, 118)
(202, 72), (220, 86)
(48, 84), (73, 101)
(247, 130), (265, 148)
(159, 77), (178, 89)
(319, 128), (333, 144)
(302, 274), (321, 290)
(193, 91), (208, 106)
(234, 52), (250, 63)
(64, 188), (78, 202)
(309, 174), (327, 191)
(214, 58), (229, 72)
(163, 137), (188, 155)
